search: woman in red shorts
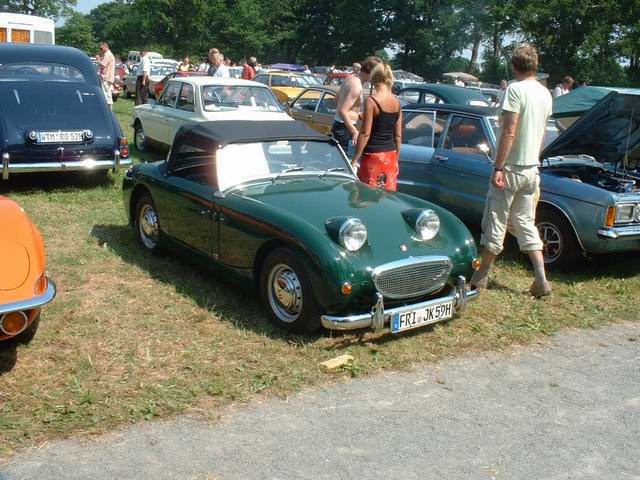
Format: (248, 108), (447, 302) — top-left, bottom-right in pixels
(352, 64), (402, 191)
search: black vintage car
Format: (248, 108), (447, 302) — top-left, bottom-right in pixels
(0, 44), (131, 180)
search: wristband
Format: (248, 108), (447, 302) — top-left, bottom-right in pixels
(493, 167), (503, 172)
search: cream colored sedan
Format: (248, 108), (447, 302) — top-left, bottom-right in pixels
(132, 77), (292, 151)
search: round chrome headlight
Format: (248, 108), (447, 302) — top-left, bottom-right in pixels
(339, 218), (367, 251)
(415, 209), (440, 240)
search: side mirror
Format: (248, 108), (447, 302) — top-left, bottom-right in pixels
(475, 143), (492, 162)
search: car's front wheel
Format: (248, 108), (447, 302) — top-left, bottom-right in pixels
(260, 248), (321, 334)
(134, 192), (165, 255)
(536, 208), (581, 269)
(134, 123), (146, 151)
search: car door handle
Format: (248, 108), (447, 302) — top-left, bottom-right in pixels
(198, 206), (212, 217)
(434, 155), (448, 162)
(305, 114), (313, 119)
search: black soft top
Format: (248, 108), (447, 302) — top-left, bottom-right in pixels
(0, 44), (99, 85)
(176, 120), (332, 148)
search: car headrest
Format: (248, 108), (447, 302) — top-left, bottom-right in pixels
(452, 124), (477, 136)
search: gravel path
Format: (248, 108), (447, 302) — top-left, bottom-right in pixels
(2, 323), (639, 480)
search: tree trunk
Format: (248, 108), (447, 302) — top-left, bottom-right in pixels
(467, 31), (481, 73)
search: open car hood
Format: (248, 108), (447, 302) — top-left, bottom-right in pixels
(542, 91), (640, 168)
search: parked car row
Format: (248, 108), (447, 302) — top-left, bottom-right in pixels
(3, 43), (640, 358)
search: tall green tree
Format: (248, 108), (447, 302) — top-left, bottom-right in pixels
(88, 2), (141, 59)
(56, 11), (96, 53)
(388, 0), (470, 80)
(0, 0), (76, 18)
(510, 0), (623, 85)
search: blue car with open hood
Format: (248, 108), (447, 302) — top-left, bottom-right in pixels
(398, 91), (640, 268)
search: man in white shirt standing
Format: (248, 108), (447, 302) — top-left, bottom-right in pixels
(552, 76), (574, 98)
(97, 41), (115, 109)
(135, 49), (151, 105)
(471, 44), (553, 297)
(212, 53), (230, 78)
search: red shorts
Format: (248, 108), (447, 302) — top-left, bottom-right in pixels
(358, 150), (398, 191)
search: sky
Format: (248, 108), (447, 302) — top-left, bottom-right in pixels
(75, 0), (105, 13)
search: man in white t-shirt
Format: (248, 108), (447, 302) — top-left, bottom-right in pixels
(553, 76), (574, 97)
(212, 53), (230, 78)
(135, 49), (151, 105)
(471, 44), (553, 297)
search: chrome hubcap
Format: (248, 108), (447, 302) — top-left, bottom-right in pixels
(139, 204), (159, 249)
(135, 128), (145, 150)
(537, 221), (562, 263)
(268, 264), (303, 323)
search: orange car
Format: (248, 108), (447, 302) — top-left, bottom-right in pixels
(0, 196), (55, 352)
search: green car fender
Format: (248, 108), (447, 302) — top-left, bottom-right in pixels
(217, 193), (359, 313)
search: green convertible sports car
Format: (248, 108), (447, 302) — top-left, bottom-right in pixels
(123, 120), (479, 334)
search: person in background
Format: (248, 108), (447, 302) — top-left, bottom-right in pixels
(332, 56), (383, 155)
(454, 76), (465, 87)
(242, 57), (256, 80)
(352, 64), (402, 191)
(212, 53), (230, 78)
(197, 57), (208, 72)
(97, 41), (115, 110)
(135, 48), (151, 106)
(352, 62), (361, 75)
(207, 48), (220, 76)
(497, 79), (508, 106)
(553, 76), (574, 97)
(577, 79), (588, 88)
(303, 64), (312, 74)
(178, 56), (191, 72)
(471, 44), (552, 297)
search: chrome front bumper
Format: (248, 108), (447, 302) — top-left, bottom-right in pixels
(0, 279), (57, 315)
(2, 150), (132, 180)
(321, 276), (478, 332)
(598, 226), (640, 240)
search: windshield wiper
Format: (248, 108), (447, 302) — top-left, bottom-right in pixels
(272, 166), (304, 183)
(319, 167), (347, 178)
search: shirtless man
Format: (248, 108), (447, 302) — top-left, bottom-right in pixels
(331, 56), (383, 156)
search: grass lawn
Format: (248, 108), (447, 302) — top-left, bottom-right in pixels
(0, 97), (638, 456)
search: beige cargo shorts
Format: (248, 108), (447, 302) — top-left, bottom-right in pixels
(480, 164), (544, 255)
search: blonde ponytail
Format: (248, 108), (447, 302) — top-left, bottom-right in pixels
(370, 63), (394, 89)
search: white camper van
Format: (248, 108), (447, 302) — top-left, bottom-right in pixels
(0, 13), (55, 44)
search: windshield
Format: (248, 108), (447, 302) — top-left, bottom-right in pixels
(0, 62), (85, 82)
(271, 75), (311, 87)
(489, 117), (560, 148)
(304, 75), (322, 85)
(217, 140), (350, 190)
(201, 85), (283, 112)
(150, 65), (176, 76)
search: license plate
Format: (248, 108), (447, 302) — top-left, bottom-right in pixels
(36, 131), (84, 143)
(392, 300), (453, 334)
